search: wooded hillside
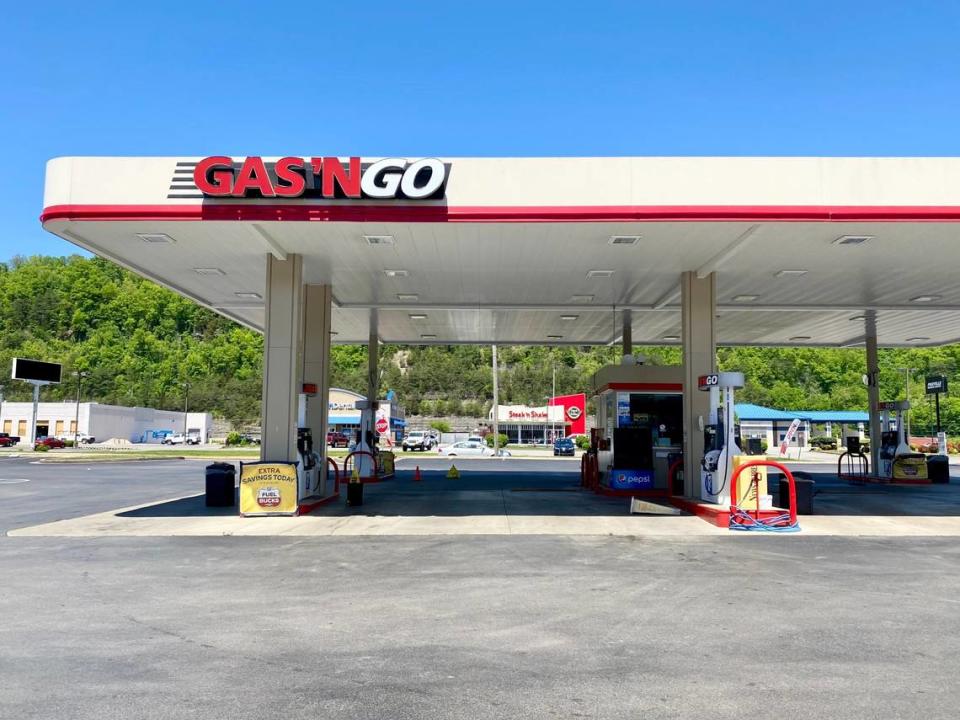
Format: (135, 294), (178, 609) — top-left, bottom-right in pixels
(3, 255), (959, 433)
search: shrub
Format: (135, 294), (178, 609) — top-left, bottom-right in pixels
(64, 440), (75, 448)
(225, 431), (243, 446)
(429, 420), (451, 434)
(484, 433), (509, 449)
(34, 444), (50, 452)
(573, 435), (590, 450)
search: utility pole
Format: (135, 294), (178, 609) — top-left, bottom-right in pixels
(73, 370), (87, 447)
(900, 367), (915, 439)
(492, 345), (499, 457)
(183, 382), (190, 435)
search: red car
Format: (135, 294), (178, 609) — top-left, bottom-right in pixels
(326, 431), (350, 448)
(0, 433), (20, 447)
(35, 437), (65, 450)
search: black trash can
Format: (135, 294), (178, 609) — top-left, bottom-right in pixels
(205, 462), (236, 507)
(927, 455), (950, 484)
(746, 438), (763, 456)
(780, 475), (815, 515)
(346, 480), (364, 507)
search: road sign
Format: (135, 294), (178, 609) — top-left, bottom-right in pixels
(375, 417), (389, 435)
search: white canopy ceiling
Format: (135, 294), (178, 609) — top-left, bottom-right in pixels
(41, 156), (960, 347)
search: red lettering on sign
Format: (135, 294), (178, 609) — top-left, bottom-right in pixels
(232, 157), (275, 197)
(274, 157), (306, 197)
(322, 157), (361, 198)
(193, 156), (234, 196)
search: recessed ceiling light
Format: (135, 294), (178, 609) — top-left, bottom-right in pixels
(849, 314), (867, 321)
(662, 335), (680, 341)
(910, 295), (941, 303)
(586, 269), (615, 278)
(841, 340), (864, 348)
(571, 295), (595, 302)
(364, 235), (395, 245)
(833, 235), (873, 246)
(137, 233), (175, 244)
(547, 335), (563, 340)
(194, 267), (225, 276)
(906, 337), (930, 342)
(330, 331), (339, 336)
(397, 293), (419, 301)
(409, 314), (428, 320)
(789, 335), (812, 341)
(608, 235), (640, 245)
(732, 294), (759, 302)
(383, 269), (409, 278)
(235, 292), (262, 300)
(776, 269), (808, 277)
(560, 315), (579, 321)
(420, 334), (437, 340)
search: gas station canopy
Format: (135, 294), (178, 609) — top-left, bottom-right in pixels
(41, 155), (960, 347)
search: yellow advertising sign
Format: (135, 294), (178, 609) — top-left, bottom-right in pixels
(239, 462), (299, 516)
(732, 455), (767, 508)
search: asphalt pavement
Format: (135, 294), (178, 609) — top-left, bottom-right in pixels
(2, 457), (960, 719)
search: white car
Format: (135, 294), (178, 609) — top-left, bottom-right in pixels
(438, 441), (511, 457)
(56, 432), (96, 444)
(162, 433), (201, 446)
(402, 431), (435, 451)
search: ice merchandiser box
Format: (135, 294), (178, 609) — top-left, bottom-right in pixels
(589, 362), (684, 492)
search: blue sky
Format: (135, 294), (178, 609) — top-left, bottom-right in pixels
(5, 2), (960, 259)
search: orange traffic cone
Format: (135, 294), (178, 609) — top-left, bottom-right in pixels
(414, 465), (422, 482)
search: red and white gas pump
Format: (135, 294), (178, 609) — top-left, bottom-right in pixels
(698, 372), (744, 505)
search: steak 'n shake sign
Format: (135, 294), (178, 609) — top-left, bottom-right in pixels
(191, 156), (448, 200)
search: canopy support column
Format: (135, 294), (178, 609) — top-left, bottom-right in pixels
(622, 309), (633, 357)
(681, 271), (717, 497)
(261, 253), (303, 462)
(303, 284), (332, 460)
(865, 313), (881, 472)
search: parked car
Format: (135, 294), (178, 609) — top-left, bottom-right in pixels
(162, 433), (198, 445)
(402, 431), (435, 452)
(0, 433), (21, 447)
(438, 440), (511, 457)
(57, 432), (96, 444)
(327, 431), (350, 448)
(35, 436), (65, 450)
(553, 438), (576, 456)
(910, 436), (939, 453)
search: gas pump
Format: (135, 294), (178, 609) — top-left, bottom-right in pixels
(698, 372), (744, 505)
(295, 391), (324, 499)
(353, 399), (378, 477)
(877, 400), (928, 480)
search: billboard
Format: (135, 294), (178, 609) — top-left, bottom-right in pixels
(11, 358), (61, 384)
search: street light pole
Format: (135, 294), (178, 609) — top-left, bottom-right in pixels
(492, 345), (499, 457)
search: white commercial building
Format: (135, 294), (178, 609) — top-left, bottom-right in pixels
(0, 401), (213, 445)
